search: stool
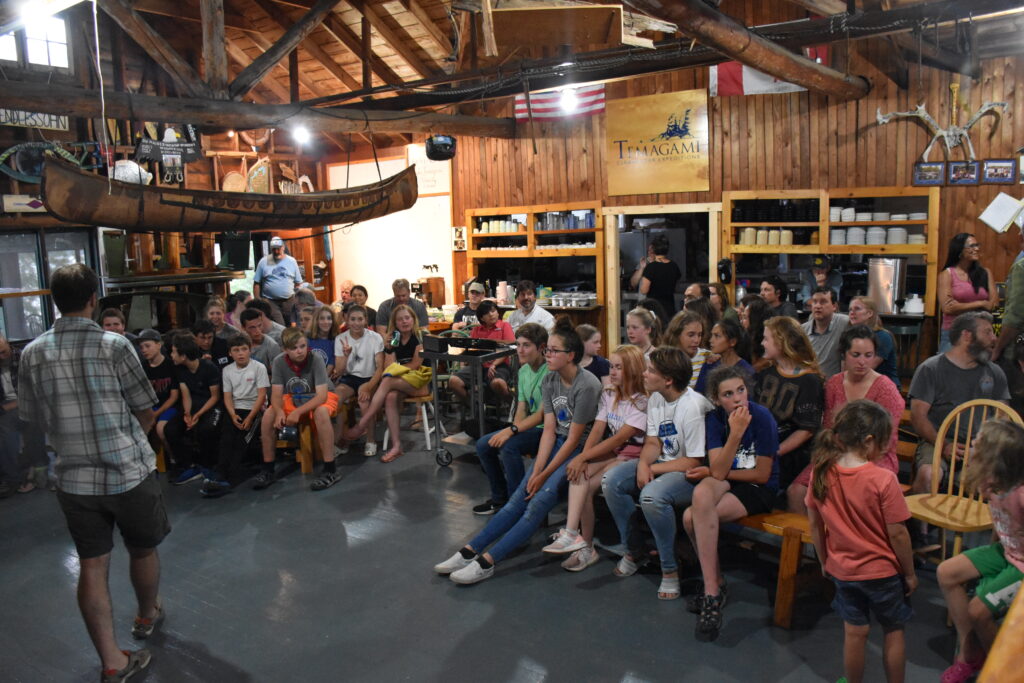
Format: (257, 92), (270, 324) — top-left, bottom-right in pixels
(276, 424), (321, 474)
(155, 444), (167, 473)
(383, 394), (444, 452)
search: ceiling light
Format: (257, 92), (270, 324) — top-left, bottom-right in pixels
(559, 88), (578, 113)
(226, 130), (235, 138)
(292, 126), (311, 145)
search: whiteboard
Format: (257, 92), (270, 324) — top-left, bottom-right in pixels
(328, 158), (454, 310)
(406, 142), (452, 196)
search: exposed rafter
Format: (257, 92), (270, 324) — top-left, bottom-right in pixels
(0, 81), (516, 137)
(394, 0), (453, 55)
(782, 0), (847, 14)
(98, 0), (213, 98)
(318, 9), (405, 86)
(134, 0), (257, 34)
(225, 40), (293, 101)
(200, 0), (229, 97)
(347, 0), (444, 77)
(231, 0), (352, 98)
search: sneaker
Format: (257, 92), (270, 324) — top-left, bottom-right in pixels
(363, 442), (378, 458)
(200, 479), (232, 498)
(449, 559), (494, 585)
(695, 592), (724, 642)
(335, 444), (350, 456)
(562, 545), (600, 572)
(434, 551), (474, 575)
(542, 528), (588, 554)
(252, 469), (276, 490)
(687, 582), (728, 614)
(131, 602), (163, 639)
(940, 658), (985, 683)
(310, 469), (342, 491)
(172, 466), (203, 486)
(101, 649), (151, 682)
(472, 499), (504, 515)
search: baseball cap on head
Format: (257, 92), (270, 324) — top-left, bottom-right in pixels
(270, 236), (285, 248)
(137, 328), (162, 343)
(468, 282), (485, 294)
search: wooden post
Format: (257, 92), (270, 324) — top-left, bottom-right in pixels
(775, 526), (804, 629)
(199, 0), (228, 97)
(289, 49), (300, 103)
(361, 16), (371, 91)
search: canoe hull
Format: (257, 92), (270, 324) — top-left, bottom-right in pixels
(41, 157), (417, 232)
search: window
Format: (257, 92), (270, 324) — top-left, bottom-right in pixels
(0, 15), (70, 71)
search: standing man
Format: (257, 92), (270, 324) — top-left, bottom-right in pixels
(801, 286), (850, 377)
(760, 275), (799, 319)
(994, 228), (1024, 361)
(375, 278), (430, 335)
(506, 280), (555, 332)
(453, 281), (486, 330)
(253, 236), (303, 326)
(18, 264), (167, 681)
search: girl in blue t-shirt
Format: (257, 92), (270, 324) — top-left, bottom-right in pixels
(683, 365), (779, 643)
(305, 307), (338, 378)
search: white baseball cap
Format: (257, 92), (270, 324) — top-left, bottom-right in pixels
(269, 236), (284, 248)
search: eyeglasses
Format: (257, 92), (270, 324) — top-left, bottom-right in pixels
(544, 347), (571, 355)
(965, 244), (981, 250)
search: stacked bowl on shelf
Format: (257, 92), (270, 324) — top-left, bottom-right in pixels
(846, 226), (866, 245)
(840, 207), (856, 222)
(867, 227), (888, 245)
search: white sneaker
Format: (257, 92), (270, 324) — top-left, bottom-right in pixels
(542, 528), (587, 554)
(562, 545), (600, 572)
(363, 442), (378, 458)
(434, 551), (473, 575)
(449, 560), (494, 585)
(334, 444), (349, 456)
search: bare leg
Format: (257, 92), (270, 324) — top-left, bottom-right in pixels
(332, 385), (355, 448)
(969, 597), (1000, 655)
(787, 483), (808, 514)
(77, 554), (129, 671)
(489, 378), (510, 398)
(260, 407), (279, 463)
(882, 628), (906, 683)
(937, 554), (984, 662)
(350, 377), (404, 438)
(383, 390), (403, 459)
(912, 463), (933, 495)
(569, 460), (619, 542)
(127, 546), (160, 620)
(313, 406), (335, 463)
(687, 478), (745, 596)
(844, 622), (870, 683)
(449, 375), (468, 400)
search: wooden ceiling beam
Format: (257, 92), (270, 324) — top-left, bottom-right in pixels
(3, 80), (517, 137)
(322, 130), (354, 152)
(133, 0), (257, 33)
(892, 31), (980, 78)
(319, 10), (404, 86)
(452, 0), (678, 38)
(393, 0), (453, 56)
(200, 0), (229, 97)
(231, 0), (351, 98)
(346, 0), (443, 78)
(225, 40), (292, 101)
(782, 0), (847, 14)
(97, 0), (213, 98)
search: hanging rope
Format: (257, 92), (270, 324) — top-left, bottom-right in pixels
(91, 0), (112, 194)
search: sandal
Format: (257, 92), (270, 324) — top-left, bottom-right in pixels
(658, 576), (681, 600)
(17, 481), (36, 494)
(613, 555), (640, 577)
(381, 449), (404, 464)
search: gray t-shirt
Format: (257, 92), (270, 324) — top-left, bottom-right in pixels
(801, 313), (850, 378)
(250, 336), (281, 373)
(376, 297), (430, 329)
(542, 366), (602, 441)
(271, 352), (334, 401)
(909, 353), (1010, 433)
(266, 321), (286, 346)
(222, 361), (270, 411)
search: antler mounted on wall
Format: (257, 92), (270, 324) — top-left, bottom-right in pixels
(876, 102), (1007, 162)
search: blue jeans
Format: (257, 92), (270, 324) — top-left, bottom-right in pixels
(476, 428), (543, 503)
(467, 435), (580, 563)
(602, 460), (696, 574)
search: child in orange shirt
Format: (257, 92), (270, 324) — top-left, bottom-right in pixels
(805, 400), (917, 683)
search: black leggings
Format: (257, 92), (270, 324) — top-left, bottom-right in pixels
(165, 409), (222, 469)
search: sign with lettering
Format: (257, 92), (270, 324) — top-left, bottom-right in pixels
(0, 109), (68, 131)
(605, 89), (710, 196)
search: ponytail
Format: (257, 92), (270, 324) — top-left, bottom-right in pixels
(811, 399), (893, 502)
(810, 428), (846, 502)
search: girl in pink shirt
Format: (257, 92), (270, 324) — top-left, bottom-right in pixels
(541, 345), (649, 571)
(937, 420), (1024, 683)
(806, 400), (917, 683)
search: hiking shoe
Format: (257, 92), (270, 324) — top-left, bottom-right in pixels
(542, 528), (588, 554)
(200, 479), (231, 498)
(449, 560), (494, 585)
(363, 442), (378, 457)
(562, 545), (600, 572)
(335, 444), (350, 456)
(172, 467), (203, 486)
(434, 551), (474, 575)
(310, 469), (342, 491)
(940, 658), (986, 683)
(695, 592), (724, 642)
(472, 499), (504, 515)
(252, 470), (276, 490)
(131, 602), (163, 639)
(101, 649), (151, 682)
(687, 582), (728, 613)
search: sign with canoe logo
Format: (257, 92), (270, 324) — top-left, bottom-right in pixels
(606, 89), (710, 196)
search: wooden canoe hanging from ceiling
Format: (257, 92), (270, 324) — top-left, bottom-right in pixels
(40, 157), (418, 232)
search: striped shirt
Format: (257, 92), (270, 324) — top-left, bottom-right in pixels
(18, 316), (158, 495)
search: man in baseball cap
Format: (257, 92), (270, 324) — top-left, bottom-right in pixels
(253, 236), (302, 325)
(453, 281), (487, 330)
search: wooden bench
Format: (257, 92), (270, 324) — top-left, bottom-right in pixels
(277, 424), (320, 474)
(733, 511), (814, 629)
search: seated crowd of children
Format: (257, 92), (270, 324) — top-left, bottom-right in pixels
(99, 281), (1022, 683)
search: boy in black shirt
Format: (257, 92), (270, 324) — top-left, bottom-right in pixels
(166, 333), (223, 485)
(192, 319), (232, 370)
(137, 328), (178, 458)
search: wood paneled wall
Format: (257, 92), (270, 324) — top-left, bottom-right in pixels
(450, 40), (1024, 281)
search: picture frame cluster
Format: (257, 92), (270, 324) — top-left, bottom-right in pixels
(912, 159), (1019, 186)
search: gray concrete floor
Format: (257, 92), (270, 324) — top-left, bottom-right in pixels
(1, 427), (957, 682)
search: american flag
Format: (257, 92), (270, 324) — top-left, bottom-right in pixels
(513, 84), (606, 120)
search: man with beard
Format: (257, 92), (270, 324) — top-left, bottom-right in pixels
(908, 311), (1009, 498)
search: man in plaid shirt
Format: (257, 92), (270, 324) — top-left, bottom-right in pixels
(19, 264), (169, 682)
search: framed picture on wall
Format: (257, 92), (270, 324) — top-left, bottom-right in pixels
(912, 161), (945, 186)
(948, 161), (980, 185)
(452, 225), (466, 251)
(982, 159), (1017, 184)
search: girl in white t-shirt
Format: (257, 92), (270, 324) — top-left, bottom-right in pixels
(333, 305), (385, 457)
(542, 344), (649, 571)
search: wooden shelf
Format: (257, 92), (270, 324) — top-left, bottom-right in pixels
(829, 220), (928, 226)
(534, 228), (599, 235)
(826, 244), (928, 254)
(468, 250), (533, 258)
(729, 245), (821, 254)
(731, 222), (820, 227)
(532, 248), (598, 257)
(471, 231), (529, 237)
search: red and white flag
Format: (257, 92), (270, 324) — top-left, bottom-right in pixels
(514, 83), (606, 120)
(709, 62), (805, 97)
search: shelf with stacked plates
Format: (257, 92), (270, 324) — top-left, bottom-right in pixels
(721, 186), (940, 314)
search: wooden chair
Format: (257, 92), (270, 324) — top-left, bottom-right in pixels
(734, 512), (815, 629)
(905, 399), (1023, 560)
(382, 394), (444, 451)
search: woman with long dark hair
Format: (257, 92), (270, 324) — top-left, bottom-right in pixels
(937, 233), (997, 352)
(739, 294), (771, 372)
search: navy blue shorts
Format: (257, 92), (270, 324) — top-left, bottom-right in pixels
(155, 405), (178, 422)
(832, 575), (913, 630)
(338, 374), (372, 392)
